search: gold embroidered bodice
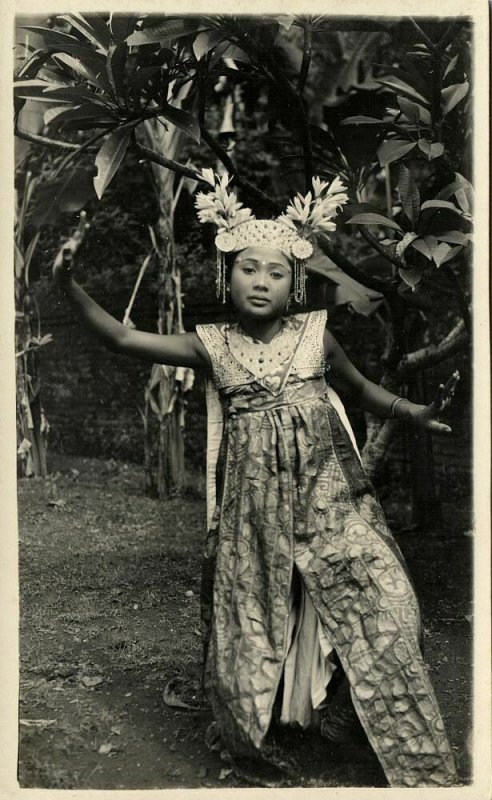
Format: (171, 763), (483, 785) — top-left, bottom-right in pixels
(196, 310), (327, 395)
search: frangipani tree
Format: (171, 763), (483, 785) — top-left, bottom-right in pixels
(14, 13), (472, 516)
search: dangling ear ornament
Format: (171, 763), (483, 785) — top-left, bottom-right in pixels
(194, 169), (348, 305)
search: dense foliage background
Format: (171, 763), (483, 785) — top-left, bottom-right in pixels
(14, 12), (472, 520)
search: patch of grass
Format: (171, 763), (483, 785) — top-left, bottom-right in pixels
(17, 454), (473, 789)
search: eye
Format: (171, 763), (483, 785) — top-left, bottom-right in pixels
(271, 271), (287, 280)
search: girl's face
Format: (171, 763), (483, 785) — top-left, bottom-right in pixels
(229, 246), (292, 319)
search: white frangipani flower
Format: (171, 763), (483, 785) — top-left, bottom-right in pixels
(312, 176), (329, 197)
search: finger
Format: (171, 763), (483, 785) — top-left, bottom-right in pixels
(432, 384), (446, 412)
(428, 421), (452, 434)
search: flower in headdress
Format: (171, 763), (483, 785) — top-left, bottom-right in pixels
(195, 170), (253, 232)
(312, 176), (330, 197)
(291, 238), (314, 259)
(215, 231), (236, 252)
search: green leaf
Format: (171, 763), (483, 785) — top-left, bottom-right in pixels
(345, 213), (403, 232)
(398, 164), (420, 227)
(420, 199), (466, 217)
(438, 173), (473, 211)
(43, 85), (117, 108)
(106, 41), (128, 99)
(109, 13), (140, 42)
(54, 52), (114, 95)
(434, 230), (470, 245)
(126, 17), (208, 46)
(377, 139), (417, 166)
(45, 103), (115, 132)
(43, 105), (71, 126)
(93, 124), (135, 199)
(376, 78), (430, 107)
(398, 265), (422, 290)
(308, 251), (384, 317)
(59, 12), (111, 52)
(15, 49), (52, 83)
(441, 81), (469, 115)
(340, 115), (385, 125)
(439, 245), (464, 265)
(417, 139), (445, 160)
(192, 29), (227, 60)
(220, 44), (251, 65)
(411, 238), (432, 260)
(397, 96), (430, 125)
(20, 26), (81, 48)
(444, 53), (459, 79)
(396, 57), (432, 101)
(158, 104), (200, 143)
(14, 79), (63, 99)
(430, 241), (452, 267)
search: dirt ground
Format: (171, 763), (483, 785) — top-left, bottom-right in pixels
(17, 455), (473, 789)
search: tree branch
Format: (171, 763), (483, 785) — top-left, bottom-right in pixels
(15, 127), (81, 151)
(133, 143), (203, 183)
(396, 320), (468, 375)
(358, 227), (404, 272)
(317, 235), (396, 295)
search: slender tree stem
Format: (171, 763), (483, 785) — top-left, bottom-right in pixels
(298, 18), (313, 95)
(408, 18), (436, 53)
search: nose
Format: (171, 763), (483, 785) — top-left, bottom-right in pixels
(252, 275), (268, 291)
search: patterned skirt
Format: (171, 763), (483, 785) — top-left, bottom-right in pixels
(200, 378), (458, 787)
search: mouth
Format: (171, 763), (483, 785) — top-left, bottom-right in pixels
(248, 296), (270, 306)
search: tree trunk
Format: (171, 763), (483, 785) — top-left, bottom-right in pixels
(140, 108), (194, 498)
(15, 302), (48, 479)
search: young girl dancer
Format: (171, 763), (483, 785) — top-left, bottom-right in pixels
(53, 172), (459, 788)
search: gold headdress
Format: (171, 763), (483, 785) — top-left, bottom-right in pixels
(195, 169), (348, 303)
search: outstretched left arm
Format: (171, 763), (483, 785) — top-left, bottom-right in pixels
(323, 329), (459, 434)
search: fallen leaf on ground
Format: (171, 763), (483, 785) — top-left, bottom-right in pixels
(110, 725), (123, 736)
(81, 675), (104, 688)
(219, 768), (233, 780)
(20, 719), (56, 728)
(47, 499), (66, 508)
(163, 679), (208, 711)
(98, 743), (113, 755)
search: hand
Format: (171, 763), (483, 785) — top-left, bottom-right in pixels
(408, 371), (460, 434)
(53, 211), (90, 284)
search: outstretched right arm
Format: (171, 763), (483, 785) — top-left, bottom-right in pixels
(53, 217), (210, 371)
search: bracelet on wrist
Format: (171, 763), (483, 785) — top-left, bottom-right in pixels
(391, 396), (407, 418)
